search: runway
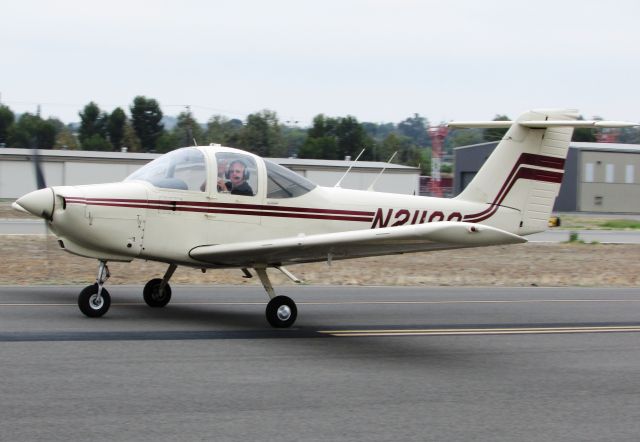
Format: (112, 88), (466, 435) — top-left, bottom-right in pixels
(2, 285), (640, 441)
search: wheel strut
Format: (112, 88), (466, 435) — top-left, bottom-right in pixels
(78, 260), (111, 317)
(255, 267), (298, 328)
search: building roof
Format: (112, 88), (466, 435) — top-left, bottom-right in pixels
(0, 147), (419, 172)
(570, 142), (640, 153)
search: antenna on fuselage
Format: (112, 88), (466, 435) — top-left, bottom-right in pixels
(334, 148), (365, 188)
(367, 151), (398, 191)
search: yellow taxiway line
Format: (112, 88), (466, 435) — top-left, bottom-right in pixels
(320, 325), (640, 337)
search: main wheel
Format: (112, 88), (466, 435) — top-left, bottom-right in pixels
(143, 278), (172, 308)
(266, 295), (297, 328)
(78, 284), (111, 317)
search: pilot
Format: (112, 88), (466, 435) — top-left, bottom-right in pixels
(218, 159), (254, 196)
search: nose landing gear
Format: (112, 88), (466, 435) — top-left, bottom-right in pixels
(78, 260), (111, 317)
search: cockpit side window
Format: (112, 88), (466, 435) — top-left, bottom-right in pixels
(265, 160), (316, 198)
(215, 152), (258, 197)
(125, 148), (207, 192)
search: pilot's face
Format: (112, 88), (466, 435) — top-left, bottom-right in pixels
(229, 163), (246, 186)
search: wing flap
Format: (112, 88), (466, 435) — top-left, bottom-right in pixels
(189, 222), (526, 267)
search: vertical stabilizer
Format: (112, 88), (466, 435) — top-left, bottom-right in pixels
(453, 109), (577, 235)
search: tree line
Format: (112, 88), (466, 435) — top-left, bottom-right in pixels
(1, 97), (638, 176)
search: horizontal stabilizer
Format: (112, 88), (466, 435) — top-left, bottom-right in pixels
(448, 120), (639, 129)
(189, 222), (526, 267)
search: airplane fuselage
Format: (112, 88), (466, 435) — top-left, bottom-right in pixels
(48, 180), (521, 267)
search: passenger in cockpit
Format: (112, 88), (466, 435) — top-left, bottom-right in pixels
(218, 159), (254, 196)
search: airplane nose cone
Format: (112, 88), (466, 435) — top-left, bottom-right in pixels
(14, 188), (55, 219)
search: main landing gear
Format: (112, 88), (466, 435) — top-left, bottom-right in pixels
(143, 264), (177, 308)
(77, 261), (177, 317)
(254, 266), (301, 328)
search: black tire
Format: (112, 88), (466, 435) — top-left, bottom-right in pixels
(266, 295), (297, 328)
(143, 278), (172, 308)
(78, 284), (111, 318)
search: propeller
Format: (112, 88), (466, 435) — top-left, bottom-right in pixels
(32, 148), (47, 190)
(12, 149), (54, 220)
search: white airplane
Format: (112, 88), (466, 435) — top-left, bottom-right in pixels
(12, 109), (638, 327)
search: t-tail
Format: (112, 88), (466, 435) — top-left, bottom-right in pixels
(449, 109), (638, 235)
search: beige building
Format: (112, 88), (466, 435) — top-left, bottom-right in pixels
(578, 145), (640, 212)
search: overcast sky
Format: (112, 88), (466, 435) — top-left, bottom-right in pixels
(2, 0), (639, 126)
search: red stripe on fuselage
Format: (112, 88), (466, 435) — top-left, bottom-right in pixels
(64, 198), (374, 223)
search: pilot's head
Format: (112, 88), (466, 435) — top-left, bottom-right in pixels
(227, 160), (248, 187)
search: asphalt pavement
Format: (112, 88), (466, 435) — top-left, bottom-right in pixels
(1, 285), (640, 441)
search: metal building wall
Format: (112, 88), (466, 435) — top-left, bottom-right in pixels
(1, 149), (419, 199)
(578, 150), (640, 212)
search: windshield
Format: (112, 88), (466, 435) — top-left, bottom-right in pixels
(265, 160), (316, 198)
(126, 148), (207, 192)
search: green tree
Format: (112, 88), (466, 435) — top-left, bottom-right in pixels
(362, 121), (396, 143)
(397, 113), (430, 147)
(335, 116), (371, 160)
(122, 122), (142, 152)
(130, 96), (164, 151)
(298, 136), (338, 159)
(299, 114), (339, 159)
(82, 134), (113, 151)
(107, 107), (127, 150)
(483, 114), (510, 142)
(572, 115), (596, 142)
(8, 113), (58, 149)
(281, 126), (307, 157)
(447, 128), (484, 148)
(300, 114), (372, 160)
(155, 132), (180, 153)
(78, 102), (108, 148)
(205, 115), (243, 147)
(175, 110), (204, 147)
(618, 127), (640, 144)
(0, 105), (15, 146)
(240, 110), (284, 157)
(54, 126), (79, 150)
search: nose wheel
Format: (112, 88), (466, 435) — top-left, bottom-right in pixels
(78, 284), (111, 317)
(78, 261), (111, 317)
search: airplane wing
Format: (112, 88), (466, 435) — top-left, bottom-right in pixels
(189, 222), (526, 267)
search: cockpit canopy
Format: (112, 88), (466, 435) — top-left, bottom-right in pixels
(125, 147), (317, 199)
(264, 159), (316, 198)
(125, 147), (206, 192)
